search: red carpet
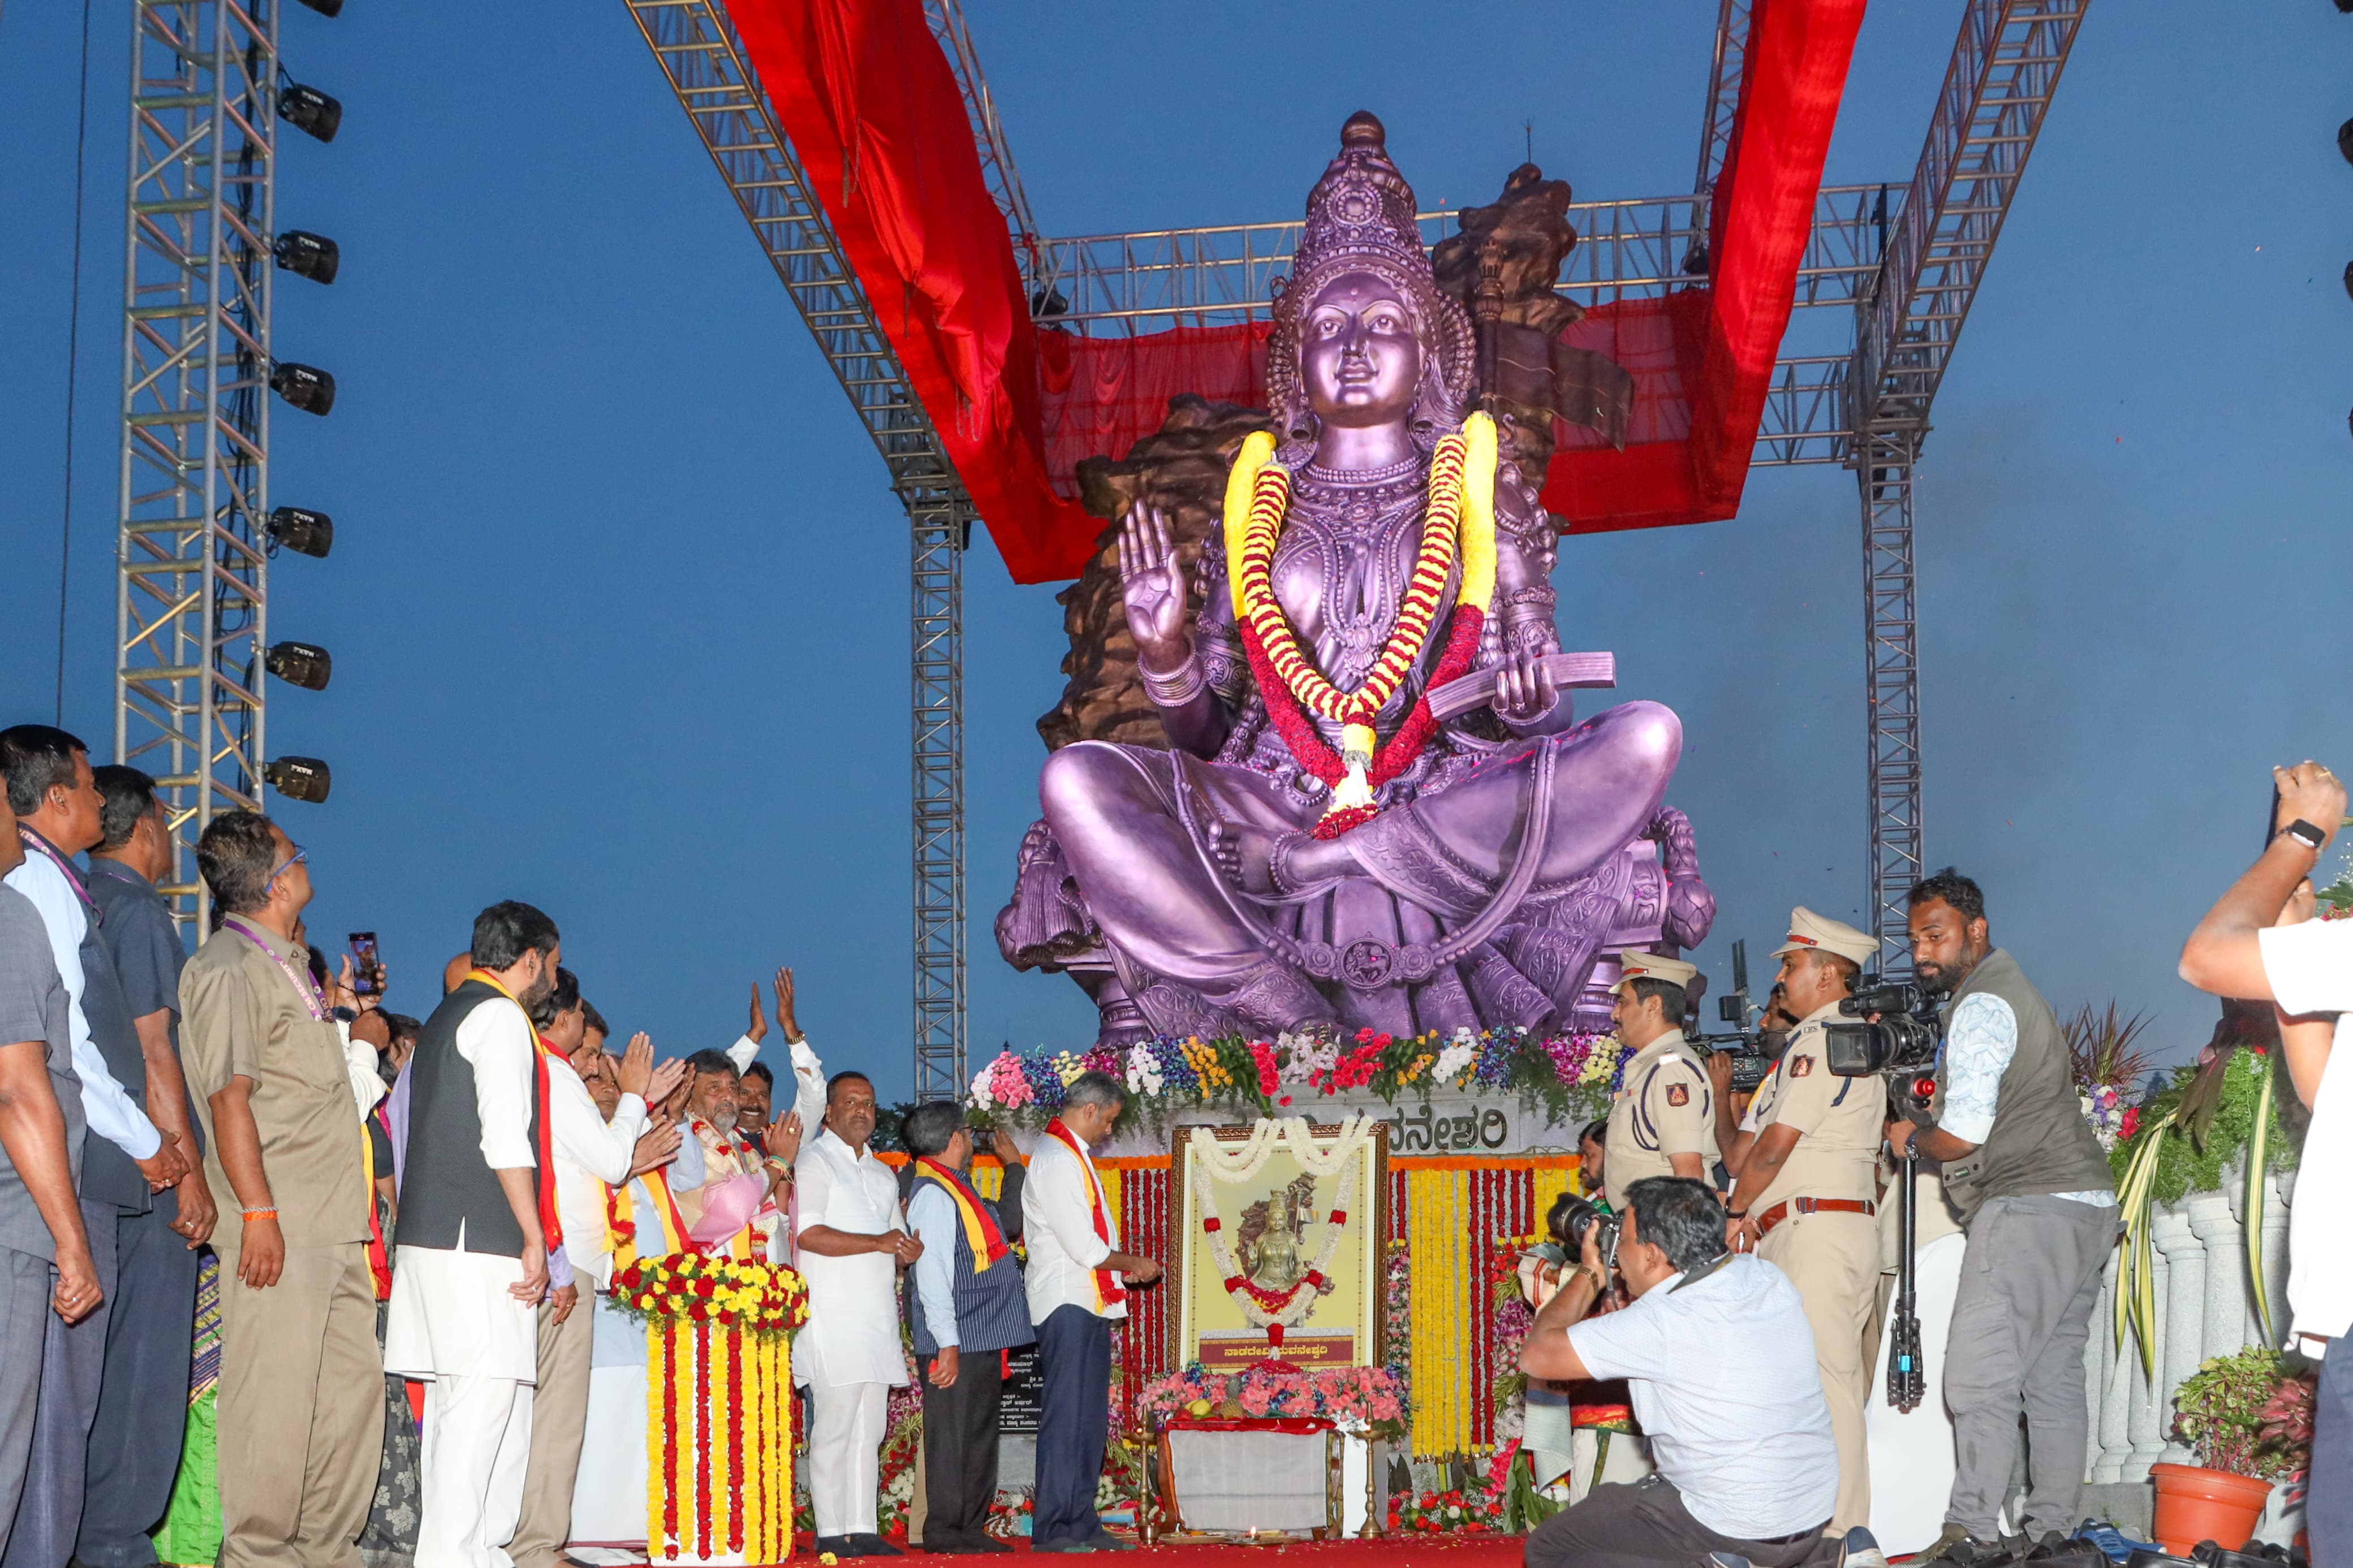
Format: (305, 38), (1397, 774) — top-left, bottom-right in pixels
(753, 1539), (1527, 1568)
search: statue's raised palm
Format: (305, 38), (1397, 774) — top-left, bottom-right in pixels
(1118, 504), (1188, 667)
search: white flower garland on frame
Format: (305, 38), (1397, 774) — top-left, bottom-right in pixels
(1187, 1116), (1374, 1329)
(1186, 1113), (1373, 1183)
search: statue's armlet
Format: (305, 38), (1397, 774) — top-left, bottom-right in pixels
(1193, 547), (1249, 704)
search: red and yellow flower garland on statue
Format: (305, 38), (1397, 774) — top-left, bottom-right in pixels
(615, 1253), (807, 1563)
(1223, 412), (1500, 837)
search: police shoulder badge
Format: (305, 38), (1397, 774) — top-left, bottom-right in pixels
(1790, 1055), (1815, 1078)
(1666, 1083), (1690, 1107)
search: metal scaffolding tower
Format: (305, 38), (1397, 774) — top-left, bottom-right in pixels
(622, 0), (982, 1100)
(1848, 0), (2087, 966)
(115, 0), (281, 927)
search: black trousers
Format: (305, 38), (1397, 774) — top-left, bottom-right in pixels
(1523, 1475), (1835, 1568)
(0, 1198), (117, 1568)
(918, 1350), (1006, 1548)
(77, 1196), (200, 1568)
(1031, 1306), (1110, 1548)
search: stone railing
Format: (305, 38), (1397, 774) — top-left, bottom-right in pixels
(2082, 1168), (2294, 1481)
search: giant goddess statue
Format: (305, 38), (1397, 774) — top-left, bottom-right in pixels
(1002, 114), (1714, 1046)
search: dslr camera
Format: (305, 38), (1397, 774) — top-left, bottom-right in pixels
(1548, 1193), (1622, 1275)
(1822, 981), (1943, 1077)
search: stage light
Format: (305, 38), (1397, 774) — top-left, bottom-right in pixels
(264, 757), (331, 804)
(267, 505), (334, 558)
(278, 83), (342, 144)
(294, 0), (344, 14)
(273, 230), (339, 285)
(265, 641), (332, 692)
(270, 361), (335, 416)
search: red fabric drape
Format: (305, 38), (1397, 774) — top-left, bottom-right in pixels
(724, 0), (1093, 583)
(726, 0), (1861, 581)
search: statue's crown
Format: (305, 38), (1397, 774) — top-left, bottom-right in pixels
(1292, 111), (1425, 284)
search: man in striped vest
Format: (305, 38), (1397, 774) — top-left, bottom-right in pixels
(902, 1104), (1032, 1554)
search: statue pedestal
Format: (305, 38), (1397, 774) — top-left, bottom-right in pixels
(645, 1321), (796, 1564)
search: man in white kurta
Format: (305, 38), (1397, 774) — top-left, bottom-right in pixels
(387, 910), (563, 1568)
(794, 1072), (917, 1556)
(508, 996), (675, 1568)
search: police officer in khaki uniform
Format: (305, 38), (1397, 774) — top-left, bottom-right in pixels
(1722, 908), (1882, 1536)
(1601, 954), (1718, 1209)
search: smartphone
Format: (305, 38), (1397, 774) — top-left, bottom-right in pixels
(348, 932), (383, 997)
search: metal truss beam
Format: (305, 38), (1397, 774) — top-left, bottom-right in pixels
(116, 0), (279, 928)
(622, 0), (971, 1095)
(1848, 0), (2087, 967)
(1857, 437), (1921, 971)
(1854, 0), (2087, 438)
(907, 486), (968, 1104)
(1035, 184), (1903, 466)
(1695, 0), (1753, 198)
(921, 0), (1042, 291)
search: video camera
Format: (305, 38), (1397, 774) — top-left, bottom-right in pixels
(1696, 939), (1790, 1094)
(1822, 980), (1942, 1077)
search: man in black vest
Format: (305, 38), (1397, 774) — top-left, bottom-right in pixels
(386, 902), (562, 1568)
(903, 1104), (1032, 1556)
(1890, 870), (2116, 1567)
(0, 725), (187, 1568)
(77, 765), (213, 1568)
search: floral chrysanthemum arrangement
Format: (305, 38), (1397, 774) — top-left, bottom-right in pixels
(611, 1252), (809, 1337)
(1135, 1361), (1408, 1441)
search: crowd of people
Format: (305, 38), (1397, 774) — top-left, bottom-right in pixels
(3, 709), (2347, 1568)
(0, 722), (1164, 1568)
(1514, 759), (2353, 1568)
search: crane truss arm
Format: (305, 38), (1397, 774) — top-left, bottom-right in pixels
(621, 0), (968, 1098)
(1855, 0), (2088, 435)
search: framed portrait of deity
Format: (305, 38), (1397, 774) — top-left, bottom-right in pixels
(1169, 1117), (1389, 1373)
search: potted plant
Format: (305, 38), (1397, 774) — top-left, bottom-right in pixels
(2151, 1348), (2305, 1552)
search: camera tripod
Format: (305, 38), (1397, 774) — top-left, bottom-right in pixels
(1886, 1146), (1926, 1411)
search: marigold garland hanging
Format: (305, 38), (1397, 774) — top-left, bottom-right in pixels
(1222, 413), (1500, 836)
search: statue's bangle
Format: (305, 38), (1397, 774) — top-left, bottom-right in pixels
(1139, 649), (1206, 707)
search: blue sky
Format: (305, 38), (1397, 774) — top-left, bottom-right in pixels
(3, 1), (2348, 1100)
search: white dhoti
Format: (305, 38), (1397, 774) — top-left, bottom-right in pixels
(569, 1364), (649, 1545)
(805, 1382), (888, 1539)
(390, 1242), (543, 1568)
(1865, 1228), (1967, 1556)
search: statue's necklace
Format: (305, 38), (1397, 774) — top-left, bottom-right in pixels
(1222, 413), (1501, 837)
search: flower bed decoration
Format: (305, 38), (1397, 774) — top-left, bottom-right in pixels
(613, 1253), (808, 1565)
(1136, 1362), (1408, 1442)
(968, 1026), (1630, 1130)
(1387, 1484), (1505, 1535)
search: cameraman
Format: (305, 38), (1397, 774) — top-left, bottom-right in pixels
(1721, 908), (1883, 1537)
(1602, 954), (1718, 1208)
(1889, 871), (2114, 1566)
(1519, 1177), (1846, 1568)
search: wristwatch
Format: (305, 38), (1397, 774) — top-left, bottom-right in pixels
(2278, 819), (2328, 852)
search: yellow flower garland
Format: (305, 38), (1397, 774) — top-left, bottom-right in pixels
(1404, 1168), (1473, 1458)
(1222, 413), (1502, 822)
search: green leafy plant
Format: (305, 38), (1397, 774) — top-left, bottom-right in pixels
(2173, 1347), (2305, 1479)
(2112, 1046), (2299, 1371)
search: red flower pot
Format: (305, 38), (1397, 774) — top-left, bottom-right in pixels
(2148, 1462), (2272, 1553)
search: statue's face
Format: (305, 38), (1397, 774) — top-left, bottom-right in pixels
(1299, 271), (1423, 430)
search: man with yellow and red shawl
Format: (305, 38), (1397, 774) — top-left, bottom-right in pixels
(901, 1104), (1030, 1554)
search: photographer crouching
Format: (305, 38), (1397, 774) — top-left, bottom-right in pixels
(1890, 871), (2115, 1567)
(1519, 1177), (1861, 1568)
